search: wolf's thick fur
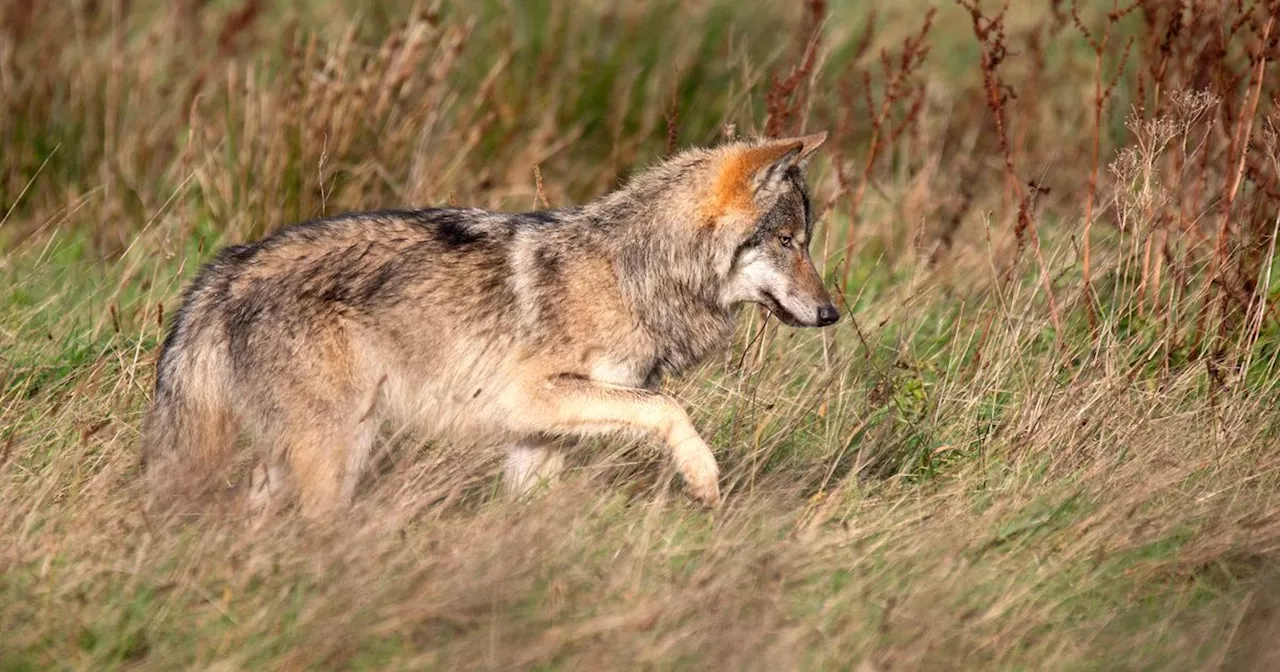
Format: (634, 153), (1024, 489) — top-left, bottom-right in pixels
(142, 133), (839, 517)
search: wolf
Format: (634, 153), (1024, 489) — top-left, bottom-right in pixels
(141, 132), (839, 518)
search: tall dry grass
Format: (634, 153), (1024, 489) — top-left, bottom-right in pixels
(3, 0), (1280, 669)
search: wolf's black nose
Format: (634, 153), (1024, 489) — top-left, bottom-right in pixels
(816, 304), (840, 326)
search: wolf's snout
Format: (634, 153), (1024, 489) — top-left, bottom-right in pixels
(816, 304), (840, 326)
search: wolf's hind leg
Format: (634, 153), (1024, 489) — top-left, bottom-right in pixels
(504, 437), (565, 496)
(253, 326), (381, 519)
(283, 417), (377, 519)
(247, 461), (289, 513)
(510, 378), (720, 505)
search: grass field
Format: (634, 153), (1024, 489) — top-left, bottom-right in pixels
(4, 0), (1280, 669)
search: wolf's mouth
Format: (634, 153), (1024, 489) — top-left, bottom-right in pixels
(762, 291), (806, 327)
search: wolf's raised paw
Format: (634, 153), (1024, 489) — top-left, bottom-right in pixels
(687, 478), (722, 507)
(678, 449), (721, 507)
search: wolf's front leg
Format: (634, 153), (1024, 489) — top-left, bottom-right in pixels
(512, 377), (720, 505)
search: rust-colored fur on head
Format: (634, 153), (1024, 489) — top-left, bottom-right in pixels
(701, 132), (828, 224)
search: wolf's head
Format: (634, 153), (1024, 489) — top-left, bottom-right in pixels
(707, 133), (839, 328)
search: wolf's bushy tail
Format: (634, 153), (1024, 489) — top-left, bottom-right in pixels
(141, 314), (238, 512)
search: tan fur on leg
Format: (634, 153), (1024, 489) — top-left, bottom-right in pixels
(510, 377), (720, 505)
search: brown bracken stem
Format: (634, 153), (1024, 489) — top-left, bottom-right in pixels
(1209, 15), (1273, 298)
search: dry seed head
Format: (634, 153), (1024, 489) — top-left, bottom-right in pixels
(1141, 117), (1179, 155)
(1108, 148), (1142, 196)
(1107, 143), (1169, 220)
(1124, 112), (1178, 151)
(1170, 89), (1220, 130)
(1109, 147), (1140, 184)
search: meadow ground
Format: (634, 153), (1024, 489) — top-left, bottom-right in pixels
(4, 0), (1280, 669)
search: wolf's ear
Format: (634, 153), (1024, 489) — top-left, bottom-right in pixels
(780, 131), (828, 170)
(748, 131), (828, 200)
(705, 131), (829, 222)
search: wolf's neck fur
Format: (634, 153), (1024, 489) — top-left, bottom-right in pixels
(577, 151), (738, 377)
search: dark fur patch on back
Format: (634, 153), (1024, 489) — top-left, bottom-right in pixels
(523, 210), (561, 225)
(435, 216), (483, 248)
(292, 241), (413, 309)
(355, 262), (399, 303)
(507, 208), (581, 233)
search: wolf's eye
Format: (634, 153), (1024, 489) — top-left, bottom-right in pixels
(778, 235), (793, 249)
